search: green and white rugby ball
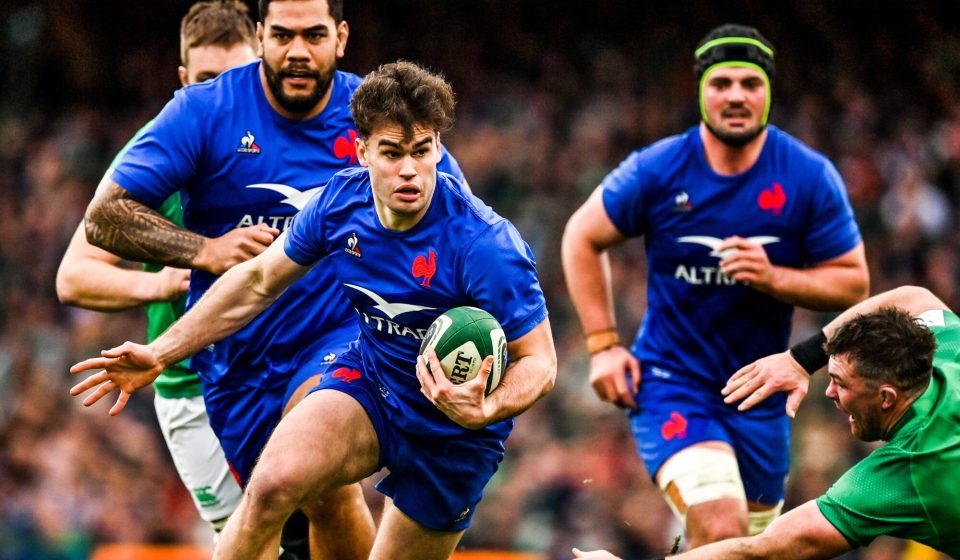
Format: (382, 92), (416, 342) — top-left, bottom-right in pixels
(420, 306), (507, 395)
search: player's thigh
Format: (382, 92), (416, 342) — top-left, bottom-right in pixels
(154, 393), (242, 522)
(369, 498), (464, 560)
(630, 377), (734, 482)
(282, 373), (320, 417)
(376, 429), (506, 533)
(253, 388), (380, 498)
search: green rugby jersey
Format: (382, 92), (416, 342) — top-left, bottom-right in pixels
(109, 123), (200, 399)
(816, 309), (960, 557)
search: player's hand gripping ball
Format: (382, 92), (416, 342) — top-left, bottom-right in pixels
(420, 306), (507, 395)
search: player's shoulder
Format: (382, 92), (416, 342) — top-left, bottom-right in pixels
(766, 125), (835, 169)
(603, 127), (695, 193)
(326, 70), (364, 110)
(297, 167), (370, 226)
(173, 61), (259, 110)
(337, 70), (365, 93)
(324, 166), (371, 197)
(172, 62), (260, 124)
(440, 173), (506, 228)
(629, 127), (695, 167)
(437, 174), (531, 256)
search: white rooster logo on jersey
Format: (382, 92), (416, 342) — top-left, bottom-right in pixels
(677, 235), (780, 259)
(247, 184), (323, 211)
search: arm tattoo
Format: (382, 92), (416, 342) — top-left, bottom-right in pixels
(84, 181), (204, 268)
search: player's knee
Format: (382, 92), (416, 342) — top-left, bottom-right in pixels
(245, 466), (309, 520)
(656, 446), (747, 537)
(686, 504), (748, 546)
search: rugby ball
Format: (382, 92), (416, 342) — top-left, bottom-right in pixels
(420, 306), (507, 394)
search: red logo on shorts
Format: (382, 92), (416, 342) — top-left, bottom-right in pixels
(661, 412), (688, 440)
(758, 182), (786, 216)
(332, 367), (361, 383)
(412, 249), (437, 287)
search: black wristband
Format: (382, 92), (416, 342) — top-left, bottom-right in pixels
(789, 330), (828, 374)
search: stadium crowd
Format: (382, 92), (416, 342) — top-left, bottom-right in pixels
(1, 1), (959, 558)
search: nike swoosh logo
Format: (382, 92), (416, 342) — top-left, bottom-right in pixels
(344, 284), (436, 319)
(247, 183), (323, 211)
(677, 235), (780, 258)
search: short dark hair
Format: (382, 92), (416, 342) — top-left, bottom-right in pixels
(350, 60), (456, 140)
(825, 307), (936, 395)
(259, 0), (343, 23)
(180, 0), (256, 66)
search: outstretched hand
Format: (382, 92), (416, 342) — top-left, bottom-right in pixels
(722, 350), (811, 418)
(69, 341), (165, 415)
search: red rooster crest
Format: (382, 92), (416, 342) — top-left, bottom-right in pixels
(333, 130), (359, 164)
(758, 182), (787, 216)
(412, 249), (437, 287)
(661, 412), (688, 441)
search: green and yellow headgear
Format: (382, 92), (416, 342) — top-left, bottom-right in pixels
(694, 24), (775, 127)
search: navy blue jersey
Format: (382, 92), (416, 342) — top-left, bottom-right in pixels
(111, 61), (464, 384)
(285, 168), (548, 438)
(602, 125), (861, 392)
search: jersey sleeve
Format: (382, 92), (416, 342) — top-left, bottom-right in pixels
(802, 160), (862, 263)
(283, 184), (330, 266)
(462, 221), (548, 341)
(600, 151), (652, 237)
(106, 120), (154, 172)
(815, 445), (928, 548)
(111, 89), (205, 209)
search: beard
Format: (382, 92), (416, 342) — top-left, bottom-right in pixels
(850, 410), (885, 442)
(263, 60), (335, 114)
(705, 120), (765, 148)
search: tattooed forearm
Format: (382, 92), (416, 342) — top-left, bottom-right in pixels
(84, 180), (204, 269)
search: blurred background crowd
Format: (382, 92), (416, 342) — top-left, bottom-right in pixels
(2, 0), (959, 558)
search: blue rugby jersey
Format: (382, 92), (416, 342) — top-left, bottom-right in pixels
(602, 125), (861, 398)
(285, 168), (548, 438)
(111, 61), (465, 387)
